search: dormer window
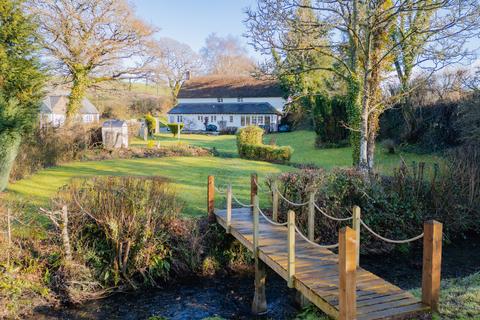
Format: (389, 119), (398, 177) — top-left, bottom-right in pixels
(237, 97), (244, 102)
(217, 98), (223, 103)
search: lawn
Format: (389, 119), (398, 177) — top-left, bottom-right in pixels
(7, 156), (291, 217)
(133, 130), (443, 174)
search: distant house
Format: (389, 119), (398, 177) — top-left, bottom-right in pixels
(167, 76), (286, 132)
(40, 94), (100, 127)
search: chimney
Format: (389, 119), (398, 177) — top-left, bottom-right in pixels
(185, 70), (191, 80)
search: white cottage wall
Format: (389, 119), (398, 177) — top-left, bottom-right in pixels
(177, 97), (286, 112)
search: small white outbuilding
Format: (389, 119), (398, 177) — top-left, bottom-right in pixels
(102, 120), (128, 149)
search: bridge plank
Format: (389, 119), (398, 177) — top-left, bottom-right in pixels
(215, 208), (428, 320)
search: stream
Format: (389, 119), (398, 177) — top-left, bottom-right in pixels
(31, 235), (480, 320)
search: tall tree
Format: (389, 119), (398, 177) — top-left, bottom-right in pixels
(0, 0), (45, 191)
(151, 38), (201, 103)
(200, 33), (255, 75)
(246, 0), (480, 173)
(31, 0), (155, 119)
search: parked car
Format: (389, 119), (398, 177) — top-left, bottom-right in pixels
(278, 124), (291, 132)
(206, 124), (218, 132)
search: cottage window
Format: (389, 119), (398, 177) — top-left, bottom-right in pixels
(230, 116), (233, 123)
(246, 116), (251, 125)
(169, 116), (175, 123)
(213, 115), (217, 121)
(258, 116), (264, 125)
(241, 116), (245, 126)
(252, 116), (257, 125)
(217, 98), (223, 102)
(177, 115), (183, 122)
(237, 97), (243, 102)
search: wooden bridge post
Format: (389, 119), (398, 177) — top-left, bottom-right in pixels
(272, 180), (279, 222)
(308, 192), (315, 241)
(250, 173), (258, 212)
(287, 210), (296, 288)
(207, 175), (215, 223)
(339, 226), (357, 320)
(352, 206), (361, 267)
(252, 195), (267, 315)
(226, 184), (232, 234)
(422, 220), (443, 313)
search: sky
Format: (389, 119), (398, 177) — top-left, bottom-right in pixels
(132, 0), (480, 68)
(133, 0), (259, 57)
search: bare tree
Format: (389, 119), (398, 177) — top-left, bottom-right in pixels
(31, 0), (155, 119)
(151, 38), (202, 102)
(246, 0), (480, 173)
(200, 33), (255, 75)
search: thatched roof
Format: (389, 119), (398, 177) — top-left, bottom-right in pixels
(177, 76), (284, 99)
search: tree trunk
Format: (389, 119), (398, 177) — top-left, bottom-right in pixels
(67, 71), (89, 120)
(0, 130), (22, 192)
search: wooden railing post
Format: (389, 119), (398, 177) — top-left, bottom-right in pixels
(251, 173), (258, 212)
(287, 210), (295, 288)
(352, 206), (361, 267)
(252, 195), (267, 314)
(339, 226), (357, 320)
(272, 180), (279, 222)
(422, 220), (443, 313)
(207, 175), (215, 223)
(253, 195), (260, 253)
(226, 184), (232, 234)
(308, 192), (315, 241)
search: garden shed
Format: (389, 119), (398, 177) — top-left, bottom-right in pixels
(102, 120), (129, 149)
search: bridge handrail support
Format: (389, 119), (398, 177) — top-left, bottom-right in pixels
(207, 175), (215, 223)
(287, 210), (296, 288)
(339, 226), (357, 320)
(251, 173), (258, 213)
(226, 184), (232, 233)
(308, 192), (316, 241)
(422, 220), (443, 313)
(272, 179), (279, 222)
(352, 206), (361, 267)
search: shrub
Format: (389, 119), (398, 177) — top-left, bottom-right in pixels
(167, 123), (184, 136)
(236, 125), (293, 163)
(236, 125), (263, 148)
(238, 143), (293, 163)
(54, 176), (183, 289)
(381, 139), (397, 154)
(267, 163), (478, 254)
(10, 123), (102, 181)
(219, 126), (238, 135)
(144, 114), (156, 136)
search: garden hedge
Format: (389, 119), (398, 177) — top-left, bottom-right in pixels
(236, 126), (293, 163)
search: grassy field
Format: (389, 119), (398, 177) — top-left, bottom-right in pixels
(8, 130), (443, 217)
(133, 130), (443, 174)
(6, 156), (291, 217)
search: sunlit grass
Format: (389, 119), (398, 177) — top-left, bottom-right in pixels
(7, 156), (291, 217)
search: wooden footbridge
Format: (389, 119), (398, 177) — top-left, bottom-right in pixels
(207, 174), (443, 320)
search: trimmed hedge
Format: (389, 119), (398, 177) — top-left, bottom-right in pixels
(167, 123), (184, 136)
(238, 143), (293, 163)
(236, 125), (263, 147)
(236, 126), (293, 163)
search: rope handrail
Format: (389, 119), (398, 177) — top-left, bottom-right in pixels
(232, 193), (253, 208)
(277, 191), (309, 207)
(252, 178), (273, 195)
(215, 185), (228, 194)
(314, 203), (353, 222)
(256, 205), (288, 226)
(294, 224), (339, 249)
(360, 219), (424, 244)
